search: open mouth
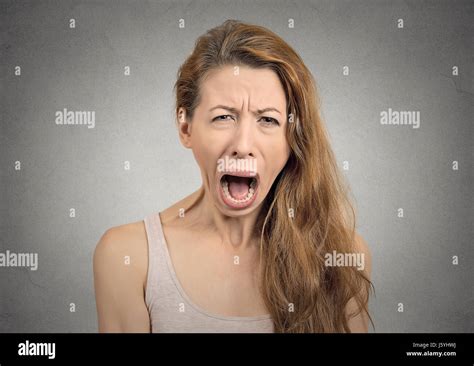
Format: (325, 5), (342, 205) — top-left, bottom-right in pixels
(218, 173), (259, 209)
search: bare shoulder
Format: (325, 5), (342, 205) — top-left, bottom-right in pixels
(93, 220), (148, 292)
(353, 232), (372, 278)
(346, 232), (373, 333)
(93, 220), (151, 332)
(96, 221), (147, 251)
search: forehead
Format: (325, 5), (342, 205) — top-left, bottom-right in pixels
(199, 64), (287, 110)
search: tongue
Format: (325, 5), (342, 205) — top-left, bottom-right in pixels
(227, 176), (251, 200)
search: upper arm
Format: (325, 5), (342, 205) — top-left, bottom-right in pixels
(346, 233), (372, 333)
(93, 226), (151, 333)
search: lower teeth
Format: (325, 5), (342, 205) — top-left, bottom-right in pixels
(221, 180), (256, 203)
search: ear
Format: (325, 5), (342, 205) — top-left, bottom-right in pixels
(177, 107), (192, 149)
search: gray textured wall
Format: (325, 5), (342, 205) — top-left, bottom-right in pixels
(1, 0), (472, 333)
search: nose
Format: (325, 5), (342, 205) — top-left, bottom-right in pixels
(231, 117), (255, 159)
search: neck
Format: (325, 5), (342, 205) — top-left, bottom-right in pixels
(194, 185), (262, 251)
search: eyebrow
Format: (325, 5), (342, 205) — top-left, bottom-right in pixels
(209, 105), (282, 115)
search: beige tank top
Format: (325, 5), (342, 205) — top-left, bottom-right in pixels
(143, 212), (274, 333)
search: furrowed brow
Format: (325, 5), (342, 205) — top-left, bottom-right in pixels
(209, 105), (281, 115)
(209, 105), (239, 113)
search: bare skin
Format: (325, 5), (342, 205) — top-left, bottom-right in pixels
(93, 65), (372, 332)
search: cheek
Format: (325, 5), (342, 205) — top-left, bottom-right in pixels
(191, 129), (222, 171)
(268, 134), (290, 170)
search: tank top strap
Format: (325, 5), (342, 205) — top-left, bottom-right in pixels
(143, 212), (171, 306)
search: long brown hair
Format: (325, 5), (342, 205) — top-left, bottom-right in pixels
(174, 19), (374, 332)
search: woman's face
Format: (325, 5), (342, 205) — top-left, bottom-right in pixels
(179, 64), (290, 217)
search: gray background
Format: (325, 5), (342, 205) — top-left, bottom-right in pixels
(1, 0), (472, 332)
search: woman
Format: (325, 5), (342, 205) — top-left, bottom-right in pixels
(93, 19), (374, 333)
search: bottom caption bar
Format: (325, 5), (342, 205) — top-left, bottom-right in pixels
(0, 333), (473, 363)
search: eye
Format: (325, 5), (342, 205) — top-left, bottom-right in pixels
(259, 116), (280, 126)
(212, 115), (235, 122)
